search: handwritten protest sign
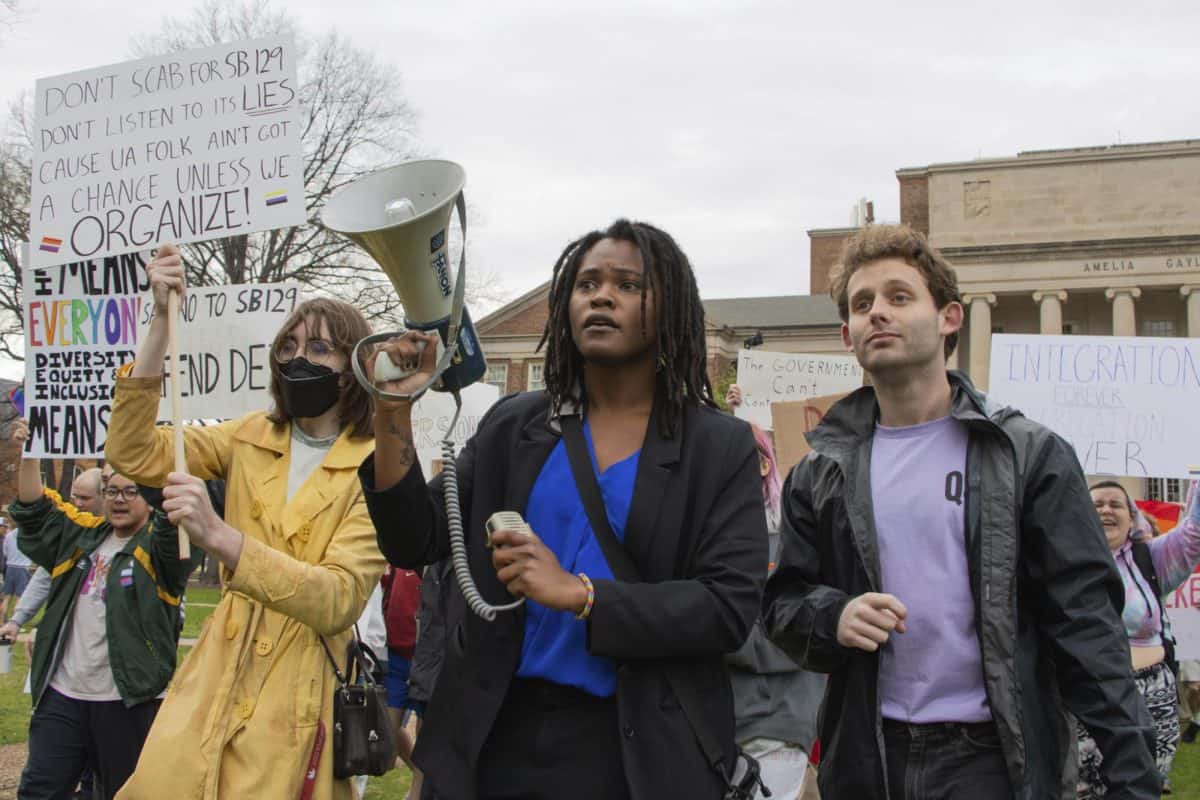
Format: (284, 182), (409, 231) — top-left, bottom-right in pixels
(734, 349), (863, 430)
(1167, 569), (1200, 659)
(988, 334), (1200, 479)
(410, 382), (501, 477)
(771, 393), (849, 473)
(29, 36), (304, 269)
(22, 250), (303, 457)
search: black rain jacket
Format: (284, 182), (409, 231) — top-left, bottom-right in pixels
(764, 372), (1158, 800)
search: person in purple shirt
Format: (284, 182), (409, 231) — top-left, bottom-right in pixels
(1080, 480), (1200, 797)
(764, 223), (1158, 800)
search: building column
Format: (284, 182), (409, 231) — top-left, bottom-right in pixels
(1032, 290), (1068, 335)
(1182, 285), (1200, 338)
(1104, 287), (1141, 337)
(963, 293), (996, 391)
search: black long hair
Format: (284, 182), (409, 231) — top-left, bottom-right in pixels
(537, 219), (716, 437)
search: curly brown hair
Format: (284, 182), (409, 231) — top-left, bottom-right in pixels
(828, 224), (962, 360)
(266, 298), (374, 438)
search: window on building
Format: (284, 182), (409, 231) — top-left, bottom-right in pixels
(1063, 321), (1081, 335)
(485, 363), (508, 392)
(1146, 478), (1184, 505)
(1142, 319), (1176, 338)
(527, 363), (545, 392)
(991, 325), (1005, 334)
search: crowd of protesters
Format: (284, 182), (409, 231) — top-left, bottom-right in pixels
(0, 221), (1197, 800)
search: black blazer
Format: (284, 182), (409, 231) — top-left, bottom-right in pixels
(360, 390), (767, 800)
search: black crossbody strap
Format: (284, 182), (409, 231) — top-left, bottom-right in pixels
(560, 415), (730, 781)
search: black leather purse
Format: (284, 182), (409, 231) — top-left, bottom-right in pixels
(319, 627), (397, 779)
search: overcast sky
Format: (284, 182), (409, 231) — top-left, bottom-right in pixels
(1, 0), (1197, 379)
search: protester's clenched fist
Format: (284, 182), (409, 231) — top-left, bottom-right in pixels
(837, 592), (907, 652)
(364, 331), (441, 398)
(147, 243), (186, 315)
(11, 418), (28, 447)
(490, 528), (587, 613)
(161, 471), (221, 546)
(725, 384), (744, 409)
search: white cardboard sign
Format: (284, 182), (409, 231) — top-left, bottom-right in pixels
(410, 382), (502, 477)
(30, 36), (304, 268)
(734, 348), (863, 430)
(988, 334), (1200, 479)
(22, 251), (303, 457)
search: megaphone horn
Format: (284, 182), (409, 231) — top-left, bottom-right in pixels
(321, 159), (486, 400)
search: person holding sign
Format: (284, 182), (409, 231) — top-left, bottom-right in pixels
(360, 220), (767, 799)
(764, 224), (1158, 799)
(103, 244), (386, 800)
(7, 420), (192, 800)
(1076, 481), (1200, 798)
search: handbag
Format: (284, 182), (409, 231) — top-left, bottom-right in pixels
(560, 416), (770, 800)
(318, 626), (397, 779)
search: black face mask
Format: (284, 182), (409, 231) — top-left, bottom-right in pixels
(277, 357), (342, 419)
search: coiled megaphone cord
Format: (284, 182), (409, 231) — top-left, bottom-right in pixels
(441, 391), (524, 621)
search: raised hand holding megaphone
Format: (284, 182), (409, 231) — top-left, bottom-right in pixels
(362, 330), (442, 399)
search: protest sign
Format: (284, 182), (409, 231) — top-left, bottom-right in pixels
(22, 250), (303, 457)
(410, 382), (501, 476)
(30, 36), (304, 269)
(734, 349), (863, 430)
(771, 393), (848, 473)
(1167, 570), (1200, 660)
(988, 334), (1200, 479)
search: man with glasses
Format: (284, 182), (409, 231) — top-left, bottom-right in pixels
(7, 420), (195, 800)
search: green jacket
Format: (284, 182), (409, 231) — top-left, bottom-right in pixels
(11, 489), (194, 708)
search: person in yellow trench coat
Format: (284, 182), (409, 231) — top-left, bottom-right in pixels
(106, 244), (387, 800)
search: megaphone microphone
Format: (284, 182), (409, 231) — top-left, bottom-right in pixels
(322, 160), (522, 622)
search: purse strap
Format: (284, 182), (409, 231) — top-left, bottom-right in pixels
(318, 624), (376, 690)
(560, 415), (731, 783)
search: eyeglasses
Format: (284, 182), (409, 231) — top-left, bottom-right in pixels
(103, 486), (141, 501)
(275, 337), (337, 364)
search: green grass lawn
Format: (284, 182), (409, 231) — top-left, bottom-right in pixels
(2, 581), (413, 796)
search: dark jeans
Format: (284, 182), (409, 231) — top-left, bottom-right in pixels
(470, 678), (631, 800)
(883, 718), (1012, 800)
(19, 688), (160, 800)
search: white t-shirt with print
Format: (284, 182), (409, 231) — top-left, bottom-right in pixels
(50, 533), (130, 702)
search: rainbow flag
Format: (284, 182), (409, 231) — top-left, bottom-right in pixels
(39, 236), (62, 253)
(1137, 499), (1182, 534)
(265, 190), (287, 207)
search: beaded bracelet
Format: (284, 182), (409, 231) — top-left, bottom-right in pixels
(575, 573), (595, 621)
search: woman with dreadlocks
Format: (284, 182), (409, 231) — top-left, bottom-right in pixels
(359, 219), (767, 800)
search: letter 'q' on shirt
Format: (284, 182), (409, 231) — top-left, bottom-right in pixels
(870, 416), (991, 724)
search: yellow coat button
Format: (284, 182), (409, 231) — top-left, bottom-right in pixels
(250, 500), (264, 520)
(255, 639), (273, 656)
(297, 523), (312, 542)
(238, 698), (255, 719)
(225, 620), (240, 640)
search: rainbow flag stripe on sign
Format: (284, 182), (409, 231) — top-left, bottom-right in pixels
(39, 237), (62, 253)
(265, 190), (287, 207)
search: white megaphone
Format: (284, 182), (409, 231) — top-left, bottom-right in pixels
(321, 159), (486, 399)
(323, 160), (522, 624)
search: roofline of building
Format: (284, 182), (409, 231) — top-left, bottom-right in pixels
(806, 226), (860, 237)
(475, 279), (551, 332)
(897, 138), (1200, 177)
